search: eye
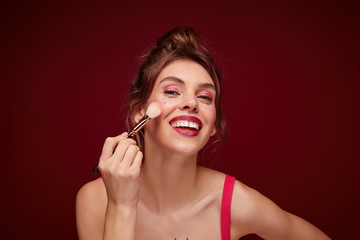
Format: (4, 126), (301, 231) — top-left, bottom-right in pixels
(199, 95), (212, 101)
(164, 89), (180, 97)
(198, 95), (214, 104)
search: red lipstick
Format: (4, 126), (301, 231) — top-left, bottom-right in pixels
(169, 115), (202, 137)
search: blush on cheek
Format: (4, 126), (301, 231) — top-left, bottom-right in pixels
(153, 97), (178, 109)
(209, 105), (216, 114)
(153, 98), (167, 108)
(206, 105), (217, 123)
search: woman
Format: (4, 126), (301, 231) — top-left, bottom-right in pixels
(76, 27), (330, 240)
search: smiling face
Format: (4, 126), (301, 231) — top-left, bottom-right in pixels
(141, 60), (217, 156)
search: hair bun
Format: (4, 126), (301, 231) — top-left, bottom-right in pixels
(157, 26), (198, 51)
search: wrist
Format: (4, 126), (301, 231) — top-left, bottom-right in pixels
(106, 200), (137, 216)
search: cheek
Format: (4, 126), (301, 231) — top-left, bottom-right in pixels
(152, 97), (177, 114)
(204, 105), (216, 124)
(152, 98), (167, 107)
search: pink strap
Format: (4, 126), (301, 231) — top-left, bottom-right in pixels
(221, 175), (235, 240)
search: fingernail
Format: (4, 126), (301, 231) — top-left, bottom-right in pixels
(121, 132), (128, 137)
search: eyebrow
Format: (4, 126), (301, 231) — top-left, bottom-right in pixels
(159, 76), (216, 91)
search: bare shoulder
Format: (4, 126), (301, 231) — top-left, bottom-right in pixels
(230, 178), (293, 238)
(232, 180), (269, 217)
(196, 166), (249, 199)
(196, 166), (227, 190)
(231, 180), (275, 222)
(77, 178), (107, 205)
(195, 166), (229, 208)
(76, 178), (107, 239)
(230, 180), (331, 239)
(195, 167), (277, 227)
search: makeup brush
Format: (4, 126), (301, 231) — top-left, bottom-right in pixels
(92, 102), (162, 174)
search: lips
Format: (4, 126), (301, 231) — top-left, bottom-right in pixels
(169, 115), (202, 136)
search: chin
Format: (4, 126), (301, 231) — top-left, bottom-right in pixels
(166, 138), (208, 156)
(145, 128), (210, 156)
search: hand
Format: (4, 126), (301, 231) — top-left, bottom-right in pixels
(98, 132), (143, 208)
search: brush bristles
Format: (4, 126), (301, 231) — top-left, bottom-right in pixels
(145, 102), (162, 119)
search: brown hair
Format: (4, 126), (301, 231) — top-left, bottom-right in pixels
(127, 26), (226, 151)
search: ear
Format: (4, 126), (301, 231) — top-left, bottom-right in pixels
(210, 125), (216, 137)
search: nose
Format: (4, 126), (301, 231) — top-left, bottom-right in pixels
(179, 94), (198, 112)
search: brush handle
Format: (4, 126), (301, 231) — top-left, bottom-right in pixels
(127, 115), (150, 138)
(91, 115), (151, 174)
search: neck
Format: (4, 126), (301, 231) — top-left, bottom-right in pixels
(139, 145), (199, 214)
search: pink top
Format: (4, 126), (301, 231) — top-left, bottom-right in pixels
(221, 175), (235, 240)
(100, 174), (236, 239)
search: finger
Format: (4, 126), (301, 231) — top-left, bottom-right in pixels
(111, 138), (136, 165)
(100, 133), (128, 160)
(101, 136), (132, 174)
(100, 137), (118, 161)
(121, 144), (140, 167)
(130, 151), (143, 170)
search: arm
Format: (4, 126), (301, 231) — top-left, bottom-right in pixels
(76, 133), (143, 240)
(103, 202), (137, 240)
(76, 180), (106, 240)
(231, 181), (331, 240)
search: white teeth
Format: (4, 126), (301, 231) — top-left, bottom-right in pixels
(171, 121), (200, 130)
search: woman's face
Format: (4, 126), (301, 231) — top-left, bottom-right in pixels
(142, 60), (217, 156)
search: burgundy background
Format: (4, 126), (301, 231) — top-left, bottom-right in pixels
(1, 1), (359, 239)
